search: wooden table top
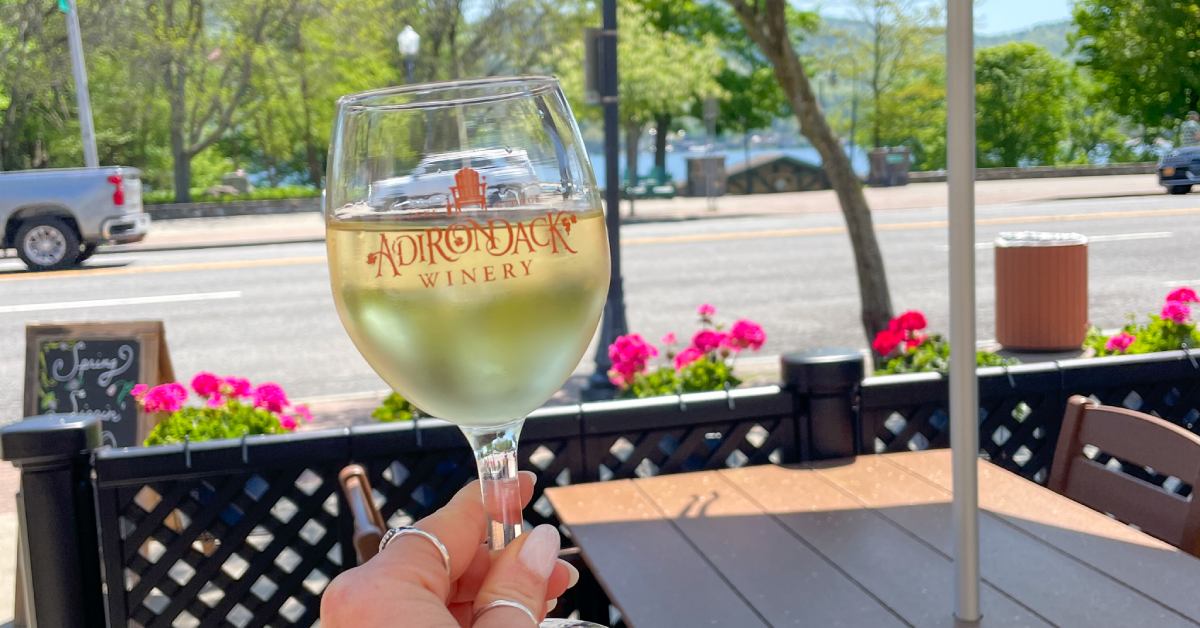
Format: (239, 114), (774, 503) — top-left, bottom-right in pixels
(546, 450), (1200, 627)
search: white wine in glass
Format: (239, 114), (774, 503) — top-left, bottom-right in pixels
(326, 77), (610, 627)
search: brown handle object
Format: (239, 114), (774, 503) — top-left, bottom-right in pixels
(338, 464), (387, 563)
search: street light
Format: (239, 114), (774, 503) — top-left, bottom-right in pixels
(397, 25), (420, 83)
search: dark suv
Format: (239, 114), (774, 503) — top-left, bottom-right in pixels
(1158, 146), (1200, 194)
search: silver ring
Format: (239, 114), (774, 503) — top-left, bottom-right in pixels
(378, 526), (451, 575)
(473, 599), (538, 625)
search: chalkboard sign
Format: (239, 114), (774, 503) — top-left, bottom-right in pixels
(24, 322), (173, 447)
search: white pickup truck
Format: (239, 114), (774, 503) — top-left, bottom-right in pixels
(0, 166), (149, 271)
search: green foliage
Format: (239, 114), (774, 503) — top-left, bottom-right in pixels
(1086, 319), (1200, 357)
(1072, 0), (1200, 134)
(876, 335), (1017, 375)
(632, 0), (811, 134)
(623, 357), (742, 399)
(143, 186), (320, 205)
(976, 42), (1072, 167)
(372, 392), (415, 423)
(561, 3), (725, 128)
(144, 403), (287, 446)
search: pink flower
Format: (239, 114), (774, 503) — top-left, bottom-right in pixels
(904, 333), (927, 350)
(691, 329), (727, 353)
(896, 310), (927, 332)
(697, 303), (716, 317)
(1162, 301), (1192, 324)
(142, 383), (187, 413)
(293, 404), (314, 422)
(661, 332), (677, 346)
(131, 383), (148, 399)
(607, 370), (629, 387)
(1105, 332), (1135, 352)
(1167, 287), (1199, 304)
(725, 319), (766, 351)
(280, 416), (298, 431)
(674, 346), (704, 369)
(253, 383), (289, 413)
(607, 334), (658, 386)
(191, 372), (221, 398)
(222, 377), (252, 399)
(873, 329), (904, 356)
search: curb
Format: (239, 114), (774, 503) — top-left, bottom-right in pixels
(97, 237), (325, 255)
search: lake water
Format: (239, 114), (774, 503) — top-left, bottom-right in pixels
(587, 146), (871, 184)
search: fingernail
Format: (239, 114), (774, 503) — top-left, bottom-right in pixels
(518, 524), (559, 579)
(547, 599), (558, 613)
(519, 470), (537, 483)
(559, 559), (580, 588)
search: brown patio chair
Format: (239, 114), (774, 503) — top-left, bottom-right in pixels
(1048, 395), (1200, 557)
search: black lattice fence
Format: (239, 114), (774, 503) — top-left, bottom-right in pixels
(11, 351), (1200, 627)
(861, 349), (1200, 485)
(87, 385), (797, 627)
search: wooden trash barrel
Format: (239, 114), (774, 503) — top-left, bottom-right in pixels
(995, 232), (1088, 351)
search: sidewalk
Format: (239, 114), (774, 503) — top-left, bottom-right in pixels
(108, 174), (1164, 254)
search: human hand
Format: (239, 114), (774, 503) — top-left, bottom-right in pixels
(321, 471), (577, 627)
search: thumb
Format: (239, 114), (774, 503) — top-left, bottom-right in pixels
(472, 524), (561, 627)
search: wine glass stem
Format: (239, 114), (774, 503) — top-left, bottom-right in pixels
(462, 419), (525, 550)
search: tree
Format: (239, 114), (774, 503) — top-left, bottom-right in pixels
(725, 0), (893, 341)
(1072, 0), (1200, 134)
(140, 0), (297, 202)
(850, 0), (942, 150)
(637, 0), (789, 174)
(560, 3), (723, 184)
(975, 42), (1071, 167)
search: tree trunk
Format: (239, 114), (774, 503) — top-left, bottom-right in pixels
(653, 113), (670, 175)
(624, 120), (641, 185)
(170, 124), (191, 203)
(727, 0), (894, 342)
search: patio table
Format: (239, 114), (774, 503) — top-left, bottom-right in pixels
(545, 450), (1200, 627)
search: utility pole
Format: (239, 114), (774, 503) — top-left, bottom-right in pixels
(65, 0), (98, 168)
(585, 0), (628, 399)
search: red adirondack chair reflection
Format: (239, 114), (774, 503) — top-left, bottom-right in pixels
(446, 167), (488, 214)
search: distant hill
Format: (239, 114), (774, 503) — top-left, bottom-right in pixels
(978, 20), (1074, 58)
(811, 17), (1075, 60)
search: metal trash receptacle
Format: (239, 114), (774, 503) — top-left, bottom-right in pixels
(995, 231), (1088, 351)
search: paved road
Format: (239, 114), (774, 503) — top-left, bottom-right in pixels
(2, 193), (1197, 425)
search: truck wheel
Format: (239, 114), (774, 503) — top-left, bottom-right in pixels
(15, 216), (81, 271)
(76, 243), (98, 263)
(1167, 185), (1192, 195)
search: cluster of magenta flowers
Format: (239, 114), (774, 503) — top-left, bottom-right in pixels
(608, 304), (766, 389)
(1104, 287), (1197, 353)
(132, 373), (312, 430)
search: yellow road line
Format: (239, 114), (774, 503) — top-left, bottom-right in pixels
(622, 206), (1200, 246)
(0, 256), (325, 283)
(4, 205), (1196, 280)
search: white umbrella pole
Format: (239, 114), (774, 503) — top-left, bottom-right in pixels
(947, 0), (981, 622)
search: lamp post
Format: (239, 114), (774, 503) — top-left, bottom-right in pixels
(64, 0), (98, 168)
(584, 0), (628, 399)
(397, 25), (419, 83)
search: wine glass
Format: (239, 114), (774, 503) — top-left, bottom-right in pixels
(325, 77), (610, 627)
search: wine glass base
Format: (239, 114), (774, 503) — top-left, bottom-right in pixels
(541, 619), (607, 627)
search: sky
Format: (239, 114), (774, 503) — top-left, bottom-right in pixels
(797, 0), (1074, 35)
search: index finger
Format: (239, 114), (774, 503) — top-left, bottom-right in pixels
(367, 470), (537, 600)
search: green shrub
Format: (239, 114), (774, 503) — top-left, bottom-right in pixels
(876, 334), (1018, 375)
(144, 403), (289, 446)
(143, 185), (321, 205)
(372, 392), (415, 422)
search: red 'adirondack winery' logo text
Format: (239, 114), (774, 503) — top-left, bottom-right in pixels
(366, 211), (580, 287)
